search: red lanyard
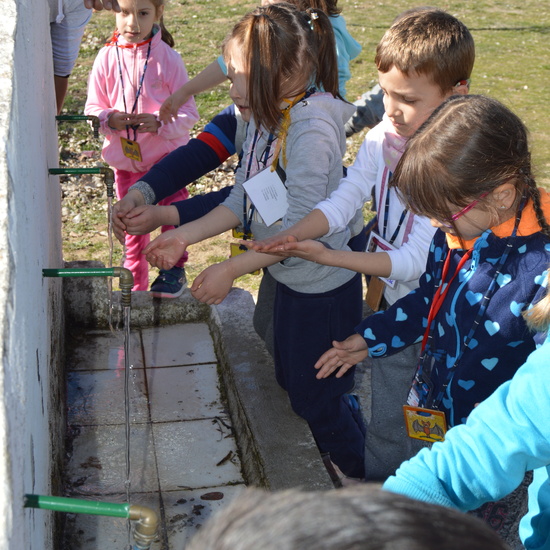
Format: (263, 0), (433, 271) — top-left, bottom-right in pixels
(421, 248), (473, 353)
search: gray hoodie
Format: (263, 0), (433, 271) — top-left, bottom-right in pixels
(222, 93), (361, 293)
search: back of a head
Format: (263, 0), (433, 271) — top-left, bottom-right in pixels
(375, 7), (475, 94)
(294, 0), (341, 16)
(185, 486), (509, 550)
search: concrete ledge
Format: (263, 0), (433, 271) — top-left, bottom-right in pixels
(211, 288), (333, 490)
(60, 261), (333, 491)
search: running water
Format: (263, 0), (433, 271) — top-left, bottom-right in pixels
(107, 196), (115, 331)
(123, 304), (132, 549)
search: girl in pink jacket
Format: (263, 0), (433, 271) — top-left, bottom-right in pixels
(85, 0), (199, 296)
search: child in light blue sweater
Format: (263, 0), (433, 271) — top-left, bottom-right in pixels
(384, 279), (550, 549)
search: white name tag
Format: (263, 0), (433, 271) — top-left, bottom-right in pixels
(243, 168), (288, 227)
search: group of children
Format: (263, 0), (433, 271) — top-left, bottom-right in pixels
(81, 0), (550, 546)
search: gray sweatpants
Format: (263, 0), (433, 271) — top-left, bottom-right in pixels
(363, 342), (427, 481)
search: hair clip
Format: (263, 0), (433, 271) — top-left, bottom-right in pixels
(309, 11), (318, 30)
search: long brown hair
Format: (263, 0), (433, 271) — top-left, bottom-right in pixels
(150, 0), (175, 47)
(223, 3), (339, 133)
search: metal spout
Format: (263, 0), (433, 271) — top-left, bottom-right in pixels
(129, 504), (159, 550)
(42, 267), (133, 307)
(113, 266), (133, 308)
(56, 114), (100, 139)
(49, 166), (115, 198)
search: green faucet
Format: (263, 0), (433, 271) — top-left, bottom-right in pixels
(55, 114), (100, 139)
(24, 494), (158, 550)
(49, 167), (114, 199)
(42, 267), (133, 307)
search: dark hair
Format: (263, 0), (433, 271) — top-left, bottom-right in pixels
(375, 8), (475, 94)
(150, 0), (174, 47)
(391, 94), (550, 241)
(293, 0), (341, 16)
(186, 486), (509, 550)
(223, 3), (339, 133)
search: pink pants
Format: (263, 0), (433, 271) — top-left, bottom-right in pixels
(115, 168), (189, 291)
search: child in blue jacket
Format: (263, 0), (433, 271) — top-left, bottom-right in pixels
(384, 278), (550, 549)
(315, 94), (550, 480)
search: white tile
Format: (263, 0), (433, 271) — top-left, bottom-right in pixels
(67, 368), (149, 426)
(147, 364), (225, 422)
(153, 420), (244, 491)
(141, 324), (217, 367)
(162, 485), (246, 548)
(66, 330), (144, 371)
(65, 424), (159, 496)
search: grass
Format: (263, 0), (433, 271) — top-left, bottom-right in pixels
(60, 0), (550, 295)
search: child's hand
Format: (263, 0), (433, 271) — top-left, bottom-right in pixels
(107, 111), (135, 131)
(84, 0), (120, 11)
(112, 189), (145, 244)
(314, 334), (369, 379)
(159, 89), (189, 124)
(190, 263), (234, 305)
(134, 113), (161, 134)
(267, 237), (332, 262)
(240, 233), (298, 253)
(123, 205), (173, 235)
(143, 229), (189, 271)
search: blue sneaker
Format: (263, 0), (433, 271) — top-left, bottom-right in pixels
(149, 267), (186, 298)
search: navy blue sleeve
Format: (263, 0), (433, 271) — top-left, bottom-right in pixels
(140, 104), (238, 203)
(173, 186), (234, 225)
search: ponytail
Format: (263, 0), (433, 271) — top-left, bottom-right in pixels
(159, 16), (175, 48)
(306, 8), (341, 100)
(523, 277), (550, 332)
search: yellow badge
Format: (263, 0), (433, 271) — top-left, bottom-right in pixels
(229, 243), (261, 275)
(403, 405), (446, 442)
(120, 136), (142, 162)
(232, 227), (251, 240)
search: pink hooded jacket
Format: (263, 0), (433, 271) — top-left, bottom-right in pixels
(85, 25), (199, 173)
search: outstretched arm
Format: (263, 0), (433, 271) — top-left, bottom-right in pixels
(159, 60), (226, 124)
(314, 333), (369, 379)
(190, 249), (281, 305)
(384, 339), (550, 512)
(242, 208), (330, 252)
(264, 236), (393, 278)
(143, 205), (240, 271)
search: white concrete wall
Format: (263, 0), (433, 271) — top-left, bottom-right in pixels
(0, 0), (64, 548)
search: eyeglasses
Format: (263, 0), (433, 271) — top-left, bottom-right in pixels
(440, 192), (489, 228)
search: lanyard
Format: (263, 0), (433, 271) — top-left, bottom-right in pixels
(242, 130), (276, 235)
(114, 36), (152, 141)
(379, 170), (408, 244)
(382, 189), (408, 244)
(420, 197), (526, 410)
(420, 249), (472, 353)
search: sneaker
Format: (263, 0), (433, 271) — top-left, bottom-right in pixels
(149, 267), (186, 298)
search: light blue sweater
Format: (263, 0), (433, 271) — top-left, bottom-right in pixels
(383, 332), (550, 549)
